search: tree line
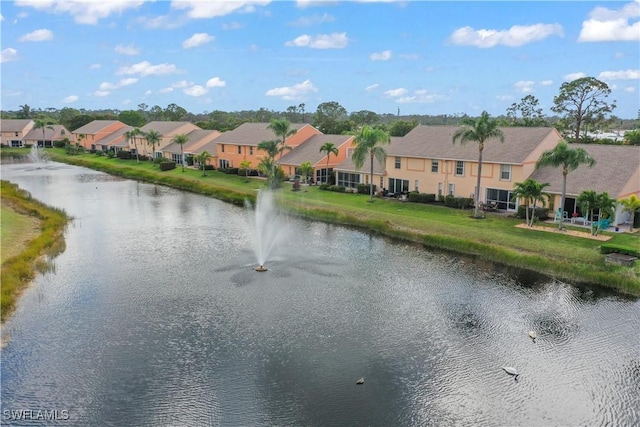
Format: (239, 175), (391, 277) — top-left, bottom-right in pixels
(2, 76), (638, 144)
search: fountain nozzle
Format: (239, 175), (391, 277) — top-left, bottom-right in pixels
(255, 265), (268, 272)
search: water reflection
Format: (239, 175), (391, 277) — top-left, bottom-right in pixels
(1, 161), (638, 426)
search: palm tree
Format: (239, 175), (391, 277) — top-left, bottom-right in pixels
(258, 139), (281, 187)
(125, 128), (142, 162)
(267, 118), (297, 164)
(33, 118), (54, 147)
(76, 133), (86, 154)
(145, 130), (161, 161)
(319, 142), (339, 184)
(171, 134), (189, 172)
(577, 190), (599, 229)
(619, 194), (640, 231)
(535, 141), (596, 230)
(593, 192), (616, 236)
(511, 179), (550, 226)
(240, 159), (252, 182)
(352, 126), (391, 202)
(299, 161), (314, 185)
(452, 111), (505, 218)
(196, 151), (212, 176)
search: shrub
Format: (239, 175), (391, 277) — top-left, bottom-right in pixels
(444, 195), (474, 209)
(516, 206), (549, 221)
(53, 140), (66, 148)
(356, 184), (376, 194)
(600, 244), (640, 257)
(320, 184), (346, 193)
(117, 150), (132, 160)
(221, 168), (239, 174)
(408, 192), (436, 203)
(159, 161), (176, 171)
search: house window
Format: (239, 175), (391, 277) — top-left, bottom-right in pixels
(317, 168), (334, 184)
(171, 153), (182, 164)
(249, 147), (254, 155)
(394, 157), (401, 169)
(221, 144), (225, 153)
(337, 172), (359, 188)
(414, 180), (419, 192)
(238, 145), (242, 154)
(15, 132), (19, 137)
(448, 183), (455, 196)
(486, 188), (516, 211)
(388, 178), (409, 194)
(431, 160), (439, 173)
(500, 164), (511, 181)
(455, 161), (464, 176)
(219, 159), (230, 169)
(438, 182), (443, 196)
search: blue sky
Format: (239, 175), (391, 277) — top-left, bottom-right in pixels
(1, 1), (638, 118)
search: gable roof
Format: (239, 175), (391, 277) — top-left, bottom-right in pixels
(216, 122), (309, 146)
(334, 136), (402, 174)
(529, 144), (640, 199)
(280, 134), (353, 166)
(1, 119), (33, 132)
(163, 129), (221, 154)
(140, 121), (195, 135)
(72, 120), (124, 134)
(24, 124), (70, 140)
(392, 125), (560, 164)
(95, 126), (133, 147)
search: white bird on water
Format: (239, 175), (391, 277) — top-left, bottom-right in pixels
(356, 377), (365, 385)
(529, 330), (537, 341)
(502, 366), (519, 380)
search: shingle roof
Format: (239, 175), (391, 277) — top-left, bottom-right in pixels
(1, 119), (33, 132)
(72, 120), (123, 134)
(24, 125), (70, 140)
(391, 125), (559, 164)
(529, 143), (640, 199)
(280, 134), (353, 166)
(95, 126), (133, 146)
(216, 122), (309, 146)
(140, 121), (193, 135)
(163, 129), (221, 154)
(334, 137), (402, 174)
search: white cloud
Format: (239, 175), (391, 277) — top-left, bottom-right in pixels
(206, 77), (226, 88)
(62, 95), (78, 103)
(94, 90), (110, 97)
(624, 86), (636, 93)
(116, 61), (179, 76)
(171, 1), (271, 18)
(19, 28), (53, 42)
(222, 21), (244, 30)
(365, 83), (379, 92)
(158, 87), (174, 94)
(289, 13), (335, 27)
(449, 23), (564, 48)
(396, 90), (446, 104)
(383, 88), (408, 97)
(182, 33), (214, 49)
(115, 44), (140, 55)
(0, 13), (4, 21)
(265, 79), (318, 100)
(171, 80), (192, 88)
(578, 1), (640, 42)
(285, 32), (348, 49)
(15, 0), (145, 25)
(564, 72), (587, 81)
(144, 90), (152, 96)
(98, 78), (138, 91)
(370, 50), (392, 61)
(89, 63), (102, 69)
(540, 80), (554, 86)
(184, 85), (208, 96)
(0, 48), (18, 63)
(514, 80), (535, 93)
(598, 69), (640, 80)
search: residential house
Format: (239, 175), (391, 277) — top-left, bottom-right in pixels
(1, 119), (34, 147)
(23, 124), (71, 147)
(137, 121), (200, 158)
(94, 126), (133, 152)
(213, 122), (322, 169)
(385, 126), (562, 210)
(279, 134), (354, 183)
(72, 120), (127, 150)
(333, 137), (402, 190)
(529, 144), (640, 226)
(161, 129), (221, 166)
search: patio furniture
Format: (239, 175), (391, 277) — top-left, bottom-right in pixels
(554, 209), (568, 223)
(571, 214), (590, 226)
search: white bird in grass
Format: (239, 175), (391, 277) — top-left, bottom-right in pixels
(356, 377), (365, 385)
(502, 366), (519, 380)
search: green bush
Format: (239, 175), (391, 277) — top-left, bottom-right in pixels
(516, 206), (549, 221)
(319, 184), (346, 193)
(444, 195), (473, 209)
(53, 140), (66, 148)
(600, 244), (640, 257)
(408, 192), (436, 203)
(160, 161), (176, 171)
(221, 168), (239, 174)
(117, 150), (132, 160)
(356, 184), (376, 194)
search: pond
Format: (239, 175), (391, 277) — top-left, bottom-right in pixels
(1, 161), (638, 426)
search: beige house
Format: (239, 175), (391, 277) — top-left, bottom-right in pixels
(94, 126), (133, 152)
(72, 120), (127, 150)
(1, 119), (34, 147)
(279, 134), (354, 183)
(384, 126), (562, 210)
(333, 137), (402, 190)
(213, 122), (322, 169)
(24, 124), (71, 147)
(136, 121), (201, 158)
(161, 129), (221, 166)
(529, 144), (640, 225)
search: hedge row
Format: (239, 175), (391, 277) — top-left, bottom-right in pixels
(443, 195), (474, 209)
(600, 244), (640, 257)
(408, 192), (436, 203)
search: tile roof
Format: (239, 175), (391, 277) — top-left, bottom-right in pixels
(391, 125), (560, 164)
(216, 122), (309, 146)
(529, 143), (640, 199)
(280, 134), (353, 165)
(1, 119), (33, 132)
(72, 120), (123, 134)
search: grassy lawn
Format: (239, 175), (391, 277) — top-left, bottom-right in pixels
(1, 205), (40, 264)
(3, 147), (639, 296)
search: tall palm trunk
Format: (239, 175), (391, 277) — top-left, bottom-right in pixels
(369, 152), (374, 202)
(474, 147), (483, 218)
(326, 157), (330, 184)
(559, 168), (568, 229)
